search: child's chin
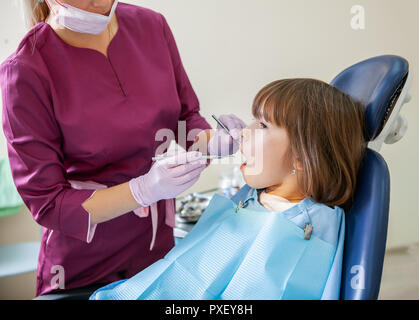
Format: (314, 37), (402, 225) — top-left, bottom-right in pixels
(242, 174), (268, 190)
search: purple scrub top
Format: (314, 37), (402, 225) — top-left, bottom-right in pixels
(0, 2), (211, 296)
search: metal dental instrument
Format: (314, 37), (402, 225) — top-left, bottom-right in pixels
(211, 115), (241, 145)
(152, 115), (241, 162)
(152, 154), (234, 162)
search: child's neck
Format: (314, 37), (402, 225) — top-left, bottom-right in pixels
(265, 183), (305, 203)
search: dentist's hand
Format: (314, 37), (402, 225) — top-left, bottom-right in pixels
(129, 150), (207, 207)
(208, 114), (246, 157)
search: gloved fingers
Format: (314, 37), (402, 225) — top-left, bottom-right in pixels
(174, 166), (204, 187)
(177, 174), (202, 190)
(229, 116), (247, 139)
(217, 114), (234, 130)
(154, 148), (187, 165)
(215, 129), (233, 142)
(208, 132), (234, 156)
(232, 121), (247, 141)
(229, 128), (242, 141)
(169, 159), (207, 178)
(161, 150), (202, 168)
(217, 114), (246, 141)
(221, 132), (235, 148)
(218, 114), (246, 129)
(162, 149), (186, 158)
(172, 163), (206, 185)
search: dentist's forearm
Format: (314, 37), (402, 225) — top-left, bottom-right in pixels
(82, 182), (140, 225)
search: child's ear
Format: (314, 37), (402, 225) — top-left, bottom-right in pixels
(293, 160), (304, 172)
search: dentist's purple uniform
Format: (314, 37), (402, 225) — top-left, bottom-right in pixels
(0, 3), (211, 296)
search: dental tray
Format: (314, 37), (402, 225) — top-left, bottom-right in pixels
(175, 189), (220, 223)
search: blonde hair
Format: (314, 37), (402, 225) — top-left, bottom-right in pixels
(22, 0), (50, 29)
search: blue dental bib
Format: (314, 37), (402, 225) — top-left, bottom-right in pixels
(90, 193), (341, 300)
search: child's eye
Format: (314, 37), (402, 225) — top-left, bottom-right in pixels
(259, 122), (267, 129)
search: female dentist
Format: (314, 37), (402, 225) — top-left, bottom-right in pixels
(0, 0), (245, 297)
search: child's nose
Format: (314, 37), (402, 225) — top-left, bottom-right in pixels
(240, 127), (250, 142)
(239, 128), (245, 142)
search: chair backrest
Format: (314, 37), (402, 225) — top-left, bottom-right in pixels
(330, 55), (410, 300)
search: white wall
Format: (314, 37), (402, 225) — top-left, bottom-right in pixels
(0, 1), (418, 294)
(126, 0), (419, 249)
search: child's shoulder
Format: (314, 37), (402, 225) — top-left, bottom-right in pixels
(232, 185), (345, 246)
(304, 201), (345, 246)
(307, 201), (345, 226)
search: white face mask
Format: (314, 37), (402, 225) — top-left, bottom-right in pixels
(46, 0), (119, 34)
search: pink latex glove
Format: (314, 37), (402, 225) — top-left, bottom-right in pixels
(208, 114), (247, 157)
(129, 150), (206, 207)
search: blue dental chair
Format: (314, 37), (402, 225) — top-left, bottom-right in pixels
(34, 55), (411, 300)
(331, 55), (411, 300)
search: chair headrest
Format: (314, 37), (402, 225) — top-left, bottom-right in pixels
(330, 55), (409, 141)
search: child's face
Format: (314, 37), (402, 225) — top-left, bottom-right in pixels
(239, 117), (295, 189)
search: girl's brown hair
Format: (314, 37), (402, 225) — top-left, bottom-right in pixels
(253, 78), (366, 211)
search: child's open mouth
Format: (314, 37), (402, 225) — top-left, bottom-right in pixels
(239, 145), (252, 171)
(240, 155), (252, 170)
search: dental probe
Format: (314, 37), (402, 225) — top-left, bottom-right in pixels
(211, 115), (241, 145)
(152, 154), (234, 162)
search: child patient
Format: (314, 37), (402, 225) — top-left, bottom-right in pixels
(90, 78), (366, 300)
